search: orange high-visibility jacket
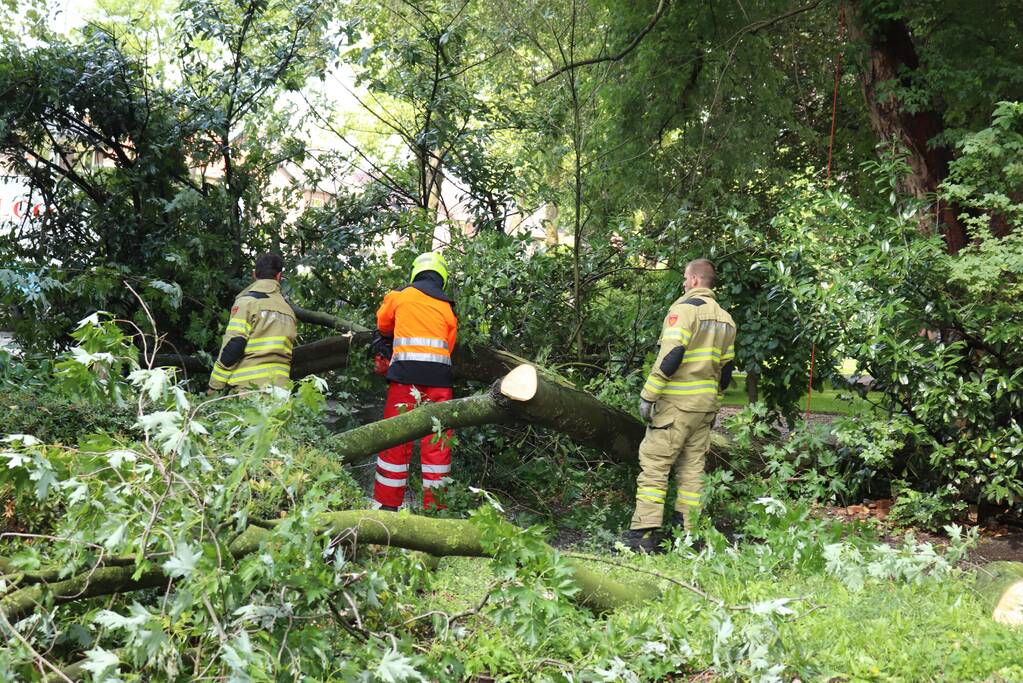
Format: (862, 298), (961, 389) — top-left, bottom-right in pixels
(377, 283), (458, 387)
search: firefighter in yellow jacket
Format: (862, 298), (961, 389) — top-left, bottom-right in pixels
(208, 253), (297, 392)
(622, 258), (737, 553)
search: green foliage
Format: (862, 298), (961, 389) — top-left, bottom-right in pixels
(3, 1), (1023, 678)
(422, 504), (1015, 682)
(728, 132), (1023, 525)
(449, 230), (574, 351)
(0, 0), (345, 355)
(886, 484), (968, 531)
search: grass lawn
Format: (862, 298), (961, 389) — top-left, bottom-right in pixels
(721, 373), (875, 416)
(420, 546), (1023, 682)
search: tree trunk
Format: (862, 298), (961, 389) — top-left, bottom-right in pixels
(0, 507), (659, 622)
(543, 202), (560, 246)
(975, 561), (1023, 626)
(153, 308), (734, 466)
(745, 370), (759, 404)
(425, 150), (445, 221)
(845, 1), (967, 253)
(333, 365), (644, 465)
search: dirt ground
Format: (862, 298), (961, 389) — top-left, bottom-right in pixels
(821, 498), (1023, 565)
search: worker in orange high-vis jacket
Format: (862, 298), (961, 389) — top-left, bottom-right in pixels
(371, 252), (458, 511)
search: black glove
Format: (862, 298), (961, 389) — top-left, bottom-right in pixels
(639, 399), (654, 423)
(371, 331), (394, 359)
(719, 361), (735, 391)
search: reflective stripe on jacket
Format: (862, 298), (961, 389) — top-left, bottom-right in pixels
(640, 287), (736, 412)
(376, 280), (458, 388)
(208, 279), (298, 390)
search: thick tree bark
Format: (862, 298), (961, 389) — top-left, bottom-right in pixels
(975, 561), (1023, 626)
(846, 1), (966, 252)
(0, 509), (659, 623)
(333, 365), (644, 465)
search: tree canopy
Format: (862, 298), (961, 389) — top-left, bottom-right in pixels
(2, 0), (1023, 680)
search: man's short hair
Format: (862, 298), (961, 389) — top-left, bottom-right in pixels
(685, 258), (716, 287)
(254, 253), (284, 279)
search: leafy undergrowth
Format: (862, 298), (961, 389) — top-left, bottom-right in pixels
(416, 531), (1023, 682)
(3, 317), (1022, 682)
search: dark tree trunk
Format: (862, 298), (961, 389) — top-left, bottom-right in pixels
(846, 1), (967, 253)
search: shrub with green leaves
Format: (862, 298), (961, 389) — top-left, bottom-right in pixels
(730, 110), (1023, 526)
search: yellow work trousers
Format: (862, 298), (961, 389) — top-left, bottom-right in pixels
(630, 405), (717, 530)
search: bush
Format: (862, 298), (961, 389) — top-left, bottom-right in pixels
(736, 109), (1023, 526)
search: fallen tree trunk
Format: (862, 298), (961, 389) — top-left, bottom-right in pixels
(975, 561), (1023, 626)
(151, 306), (728, 465)
(0, 509), (659, 623)
(315, 509), (661, 612)
(287, 334), (532, 385)
(154, 326), (648, 463)
(152, 299), (548, 384)
(332, 365), (644, 464)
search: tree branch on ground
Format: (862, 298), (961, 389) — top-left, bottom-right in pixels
(0, 508), (660, 623)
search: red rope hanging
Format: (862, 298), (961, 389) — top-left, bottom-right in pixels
(806, 5), (846, 420)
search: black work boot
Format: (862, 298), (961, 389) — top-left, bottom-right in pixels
(669, 510), (687, 530)
(378, 505), (399, 512)
(620, 528), (661, 554)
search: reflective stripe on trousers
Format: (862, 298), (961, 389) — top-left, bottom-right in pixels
(373, 382), (454, 510)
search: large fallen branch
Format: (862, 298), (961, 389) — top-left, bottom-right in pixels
(153, 312), (648, 462)
(332, 365), (644, 464)
(151, 306), (728, 465)
(0, 510), (659, 623)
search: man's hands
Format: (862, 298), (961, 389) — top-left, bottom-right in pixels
(638, 398), (654, 423)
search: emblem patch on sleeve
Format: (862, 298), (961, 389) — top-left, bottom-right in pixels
(231, 306), (239, 315)
(667, 313), (678, 326)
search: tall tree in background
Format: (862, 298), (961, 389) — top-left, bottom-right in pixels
(337, 0), (527, 235)
(174, 0), (337, 274)
(847, 0), (1023, 252)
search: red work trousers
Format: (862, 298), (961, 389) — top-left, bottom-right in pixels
(373, 382), (454, 510)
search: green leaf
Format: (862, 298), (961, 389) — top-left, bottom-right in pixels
(163, 542), (201, 579)
(374, 649), (427, 683)
(80, 647), (122, 683)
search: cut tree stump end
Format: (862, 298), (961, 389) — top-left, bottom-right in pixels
(499, 364), (538, 402)
(994, 579), (1023, 626)
(976, 561), (1023, 626)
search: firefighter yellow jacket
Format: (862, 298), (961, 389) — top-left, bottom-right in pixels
(640, 287), (736, 412)
(208, 279), (297, 390)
